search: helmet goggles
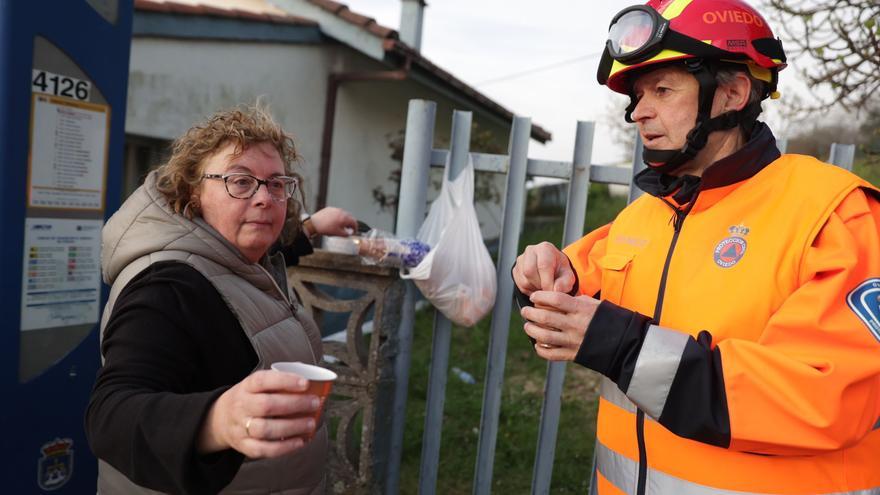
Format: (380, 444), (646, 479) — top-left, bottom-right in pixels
(606, 5), (670, 65)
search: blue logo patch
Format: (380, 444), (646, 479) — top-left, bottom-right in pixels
(37, 438), (74, 491)
(847, 278), (880, 342)
(713, 236), (747, 268)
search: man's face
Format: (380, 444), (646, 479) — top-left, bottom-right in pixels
(629, 65), (699, 156)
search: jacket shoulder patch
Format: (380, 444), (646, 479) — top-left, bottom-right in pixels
(847, 278), (880, 342)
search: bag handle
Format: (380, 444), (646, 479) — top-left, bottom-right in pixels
(442, 153), (475, 207)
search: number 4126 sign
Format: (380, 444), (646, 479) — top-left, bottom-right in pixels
(32, 70), (91, 102)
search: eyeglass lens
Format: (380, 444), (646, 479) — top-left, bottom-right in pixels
(226, 174), (295, 200)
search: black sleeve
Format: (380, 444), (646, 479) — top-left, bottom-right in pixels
(572, 300), (652, 388)
(85, 262), (258, 495)
(275, 231), (314, 267)
(573, 300), (731, 448)
(658, 331), (730, 447)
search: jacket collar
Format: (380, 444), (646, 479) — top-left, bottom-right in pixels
(634, 122), (781, 206)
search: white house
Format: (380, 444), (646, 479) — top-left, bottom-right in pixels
(123, 0), (552, 238)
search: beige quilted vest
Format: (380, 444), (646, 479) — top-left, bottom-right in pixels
(97, 171), (327, 495)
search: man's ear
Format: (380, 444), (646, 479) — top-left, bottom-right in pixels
(721, 71), (752, 112)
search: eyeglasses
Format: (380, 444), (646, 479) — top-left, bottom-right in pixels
(202, 173), (297, 202)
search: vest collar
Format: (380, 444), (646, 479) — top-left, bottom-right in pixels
(634, 122), (781, 206)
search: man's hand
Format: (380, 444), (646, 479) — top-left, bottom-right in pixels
(513, 242), (576, 295)
(309, 207), (358, 237)
(520, 291), (600, 361)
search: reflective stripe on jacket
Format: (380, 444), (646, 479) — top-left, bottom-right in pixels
(565, 154), (880, 494)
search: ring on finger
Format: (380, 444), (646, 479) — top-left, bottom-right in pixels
(245, 417), (254, 438)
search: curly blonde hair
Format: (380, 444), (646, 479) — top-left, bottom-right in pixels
(155, 103), (303, 244)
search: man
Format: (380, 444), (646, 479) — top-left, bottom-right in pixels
(512, 1), (880, 494)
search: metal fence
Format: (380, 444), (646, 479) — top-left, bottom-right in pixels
(382, 98), (858, 494)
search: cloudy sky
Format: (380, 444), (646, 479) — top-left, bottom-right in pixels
(339, 0), (808, 165)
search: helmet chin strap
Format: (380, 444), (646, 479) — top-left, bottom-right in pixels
(626, 59), (763, 175)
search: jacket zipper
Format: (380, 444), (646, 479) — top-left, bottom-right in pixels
(255, 263), (320, 364)
(256, 263), (296, 310)
(636, 203), (691, 495)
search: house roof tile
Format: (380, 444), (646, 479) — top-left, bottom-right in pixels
(134, 0), (315, 25)
(306, 0), (397, 39)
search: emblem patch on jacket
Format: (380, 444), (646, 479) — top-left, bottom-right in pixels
(847, 278), (880, 342)
(37, 438), (74, 491)
(714, 225), (749, 268)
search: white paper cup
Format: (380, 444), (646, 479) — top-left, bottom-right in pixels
(271, 362), (337, 439)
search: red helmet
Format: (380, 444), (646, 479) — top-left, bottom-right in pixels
(598, 0), (786, 97)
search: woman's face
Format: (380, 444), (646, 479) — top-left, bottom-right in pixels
(197, 141), (288, 263)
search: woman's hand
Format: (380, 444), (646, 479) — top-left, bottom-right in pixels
(197, 370), (321, 458)
(520, 290), (600, 361)
(308, 207), (358, 237)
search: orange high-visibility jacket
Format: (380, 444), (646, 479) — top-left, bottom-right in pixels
(564, 152), (880, 495)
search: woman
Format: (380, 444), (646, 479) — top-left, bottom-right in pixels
(86, 105), (355, 494)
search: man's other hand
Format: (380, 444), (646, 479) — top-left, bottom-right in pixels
(513, 242), (576, 295)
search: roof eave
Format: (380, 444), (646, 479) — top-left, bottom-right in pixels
(270, 0), (389, 59)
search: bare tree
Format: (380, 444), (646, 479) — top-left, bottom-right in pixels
(765, 0), (879, 112)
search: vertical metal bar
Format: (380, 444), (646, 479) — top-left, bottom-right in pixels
(387, 99), (436, 495)
(473, 116), (532, 495)
(829, 142), (856, 171)
(395, 100), (436, 237)
(447, 111), (473, 181)
(589, 463), (599, 495)
(531, 121), (595, 495)
(561, 122), (594, 245)
(418, 110), (472, 495)
(776, 137), (788, 154)
(627, 134), (645, 204)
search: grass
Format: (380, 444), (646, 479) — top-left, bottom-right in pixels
(853, 156), (880, 186)
(398, 184), (627, 493)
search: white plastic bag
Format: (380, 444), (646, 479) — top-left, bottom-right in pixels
(401, 155), (497, 327)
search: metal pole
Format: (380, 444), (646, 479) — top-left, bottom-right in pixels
(387, 99), (436, 495)
(418, 110), (472, 495)
(776, 137), (788, 154)
(531, 121), (595, 495)
(829, 142), (856, 171)
(627, 134), (645, 204)
(473, 116), (532, 495)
